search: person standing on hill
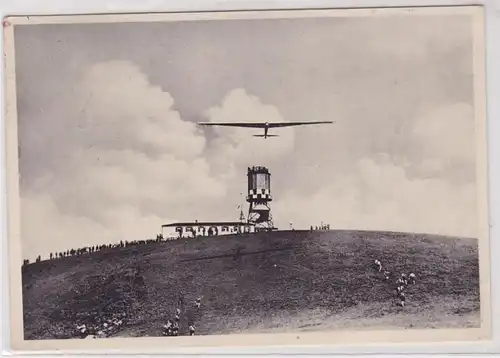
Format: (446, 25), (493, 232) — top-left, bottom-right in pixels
(76, 323), (88, 338)
(408, 272), (416, 284)
(162, 320), (173, 336)
(189, 324), (196, 336)
(399, 292), (406, 307)
(401, 273), (408, 284)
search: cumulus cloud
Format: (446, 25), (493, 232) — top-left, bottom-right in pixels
(273, 103), (478, 238)
(21, 61), (228, 259)
(203, 88), (295, 179)
(20, 61), (478, 261)
(21, 63), (300, 259)
(273, 156), (477, 237)
(15, 15), (478, 262)
(21, 193), (172, 257)
(76, 61), (207, 160)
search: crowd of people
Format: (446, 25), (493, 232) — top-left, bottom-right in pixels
(23, 234), (167, 266)
(71, 268), (145, 339)
(161, 297), (202, 337)
(74, 296), (204, 339)
(374, 259), (417, 307)
(310, 223), (331, 231)
(24, 225), (339, 267)
(76, 312), (127, 339)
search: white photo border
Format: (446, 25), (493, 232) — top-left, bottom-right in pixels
(1, 1), (499, 355)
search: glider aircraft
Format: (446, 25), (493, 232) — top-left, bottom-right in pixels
(197, 120), (334, 139)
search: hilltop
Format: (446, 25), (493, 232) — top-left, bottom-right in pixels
(21, 229), (480, 339)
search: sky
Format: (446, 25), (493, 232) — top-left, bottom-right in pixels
(14, 13), (479, 259)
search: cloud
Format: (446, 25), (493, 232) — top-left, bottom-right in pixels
(273, 156), (477, 237)
(21, 61), (228, 259)
(273, 103), (478, 238)
(76, 61), (207, 160)
(20, 64), (300, 259)
(21, 193), (172, 257)
(411, 102), (475, 172)
(20, 61), (478, 261)
(203, 88), (295, 178)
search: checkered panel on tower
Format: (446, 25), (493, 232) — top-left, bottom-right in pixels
(248, 189), (271, 200)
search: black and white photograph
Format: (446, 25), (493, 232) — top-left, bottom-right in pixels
(3, 6), (491, 350)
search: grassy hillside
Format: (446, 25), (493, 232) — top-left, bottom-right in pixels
(21, 230), (480, 339)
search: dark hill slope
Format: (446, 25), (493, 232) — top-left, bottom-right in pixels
(21, 230), (480, 339)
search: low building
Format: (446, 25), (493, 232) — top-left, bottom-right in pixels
(161, 221), (256, 239)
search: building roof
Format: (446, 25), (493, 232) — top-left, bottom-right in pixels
(247, 166), (270, 174)
(162, 221), (255, 228)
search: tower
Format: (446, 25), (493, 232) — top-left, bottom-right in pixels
(246, 166), (274, 231)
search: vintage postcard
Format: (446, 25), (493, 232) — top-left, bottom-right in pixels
(4, 5), (491, 352)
